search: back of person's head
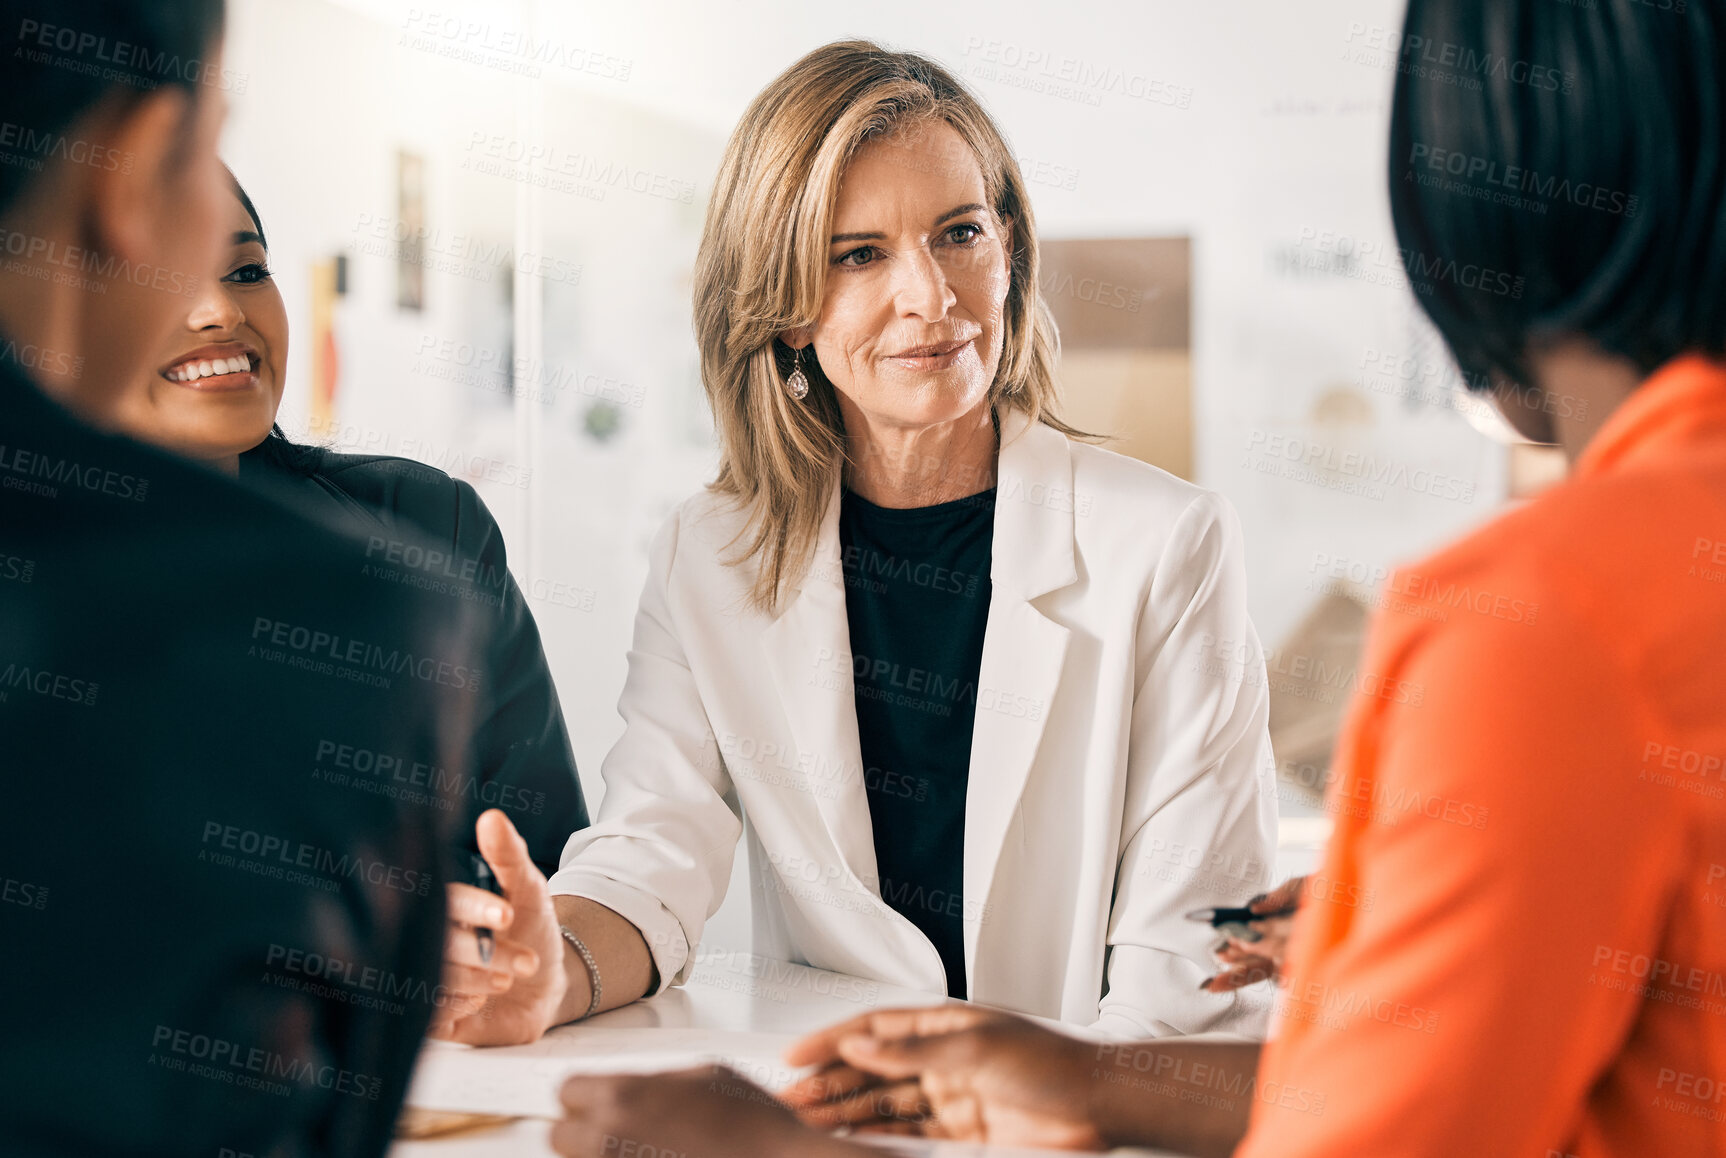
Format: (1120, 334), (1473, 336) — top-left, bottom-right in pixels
(0, 0), (230, 415)
(1389, 0), (1726, 389)
(0, 0), (224, 213)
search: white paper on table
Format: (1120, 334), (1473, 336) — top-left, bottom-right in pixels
(404, 1032), (1192, 1157)
(405, 1026), (809, 1119)
(858, 1139), (1192, 1158)
(862, 1142), (1059, 1157)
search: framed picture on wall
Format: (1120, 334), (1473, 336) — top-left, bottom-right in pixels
(1038, 238), (1192, 479)
(396, 150), (425, 312)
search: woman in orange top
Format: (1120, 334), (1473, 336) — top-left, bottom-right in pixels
(543, 2), (1726, 1156)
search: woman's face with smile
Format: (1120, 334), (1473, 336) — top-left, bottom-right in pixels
(113, 189), (288, 466)
(798, 119), (1013, 434)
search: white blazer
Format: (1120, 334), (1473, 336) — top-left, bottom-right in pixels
(549, 409), (1278, 1038)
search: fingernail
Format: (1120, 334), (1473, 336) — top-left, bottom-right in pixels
(487, 906), (506, 924)
(513, 953), (536, 976)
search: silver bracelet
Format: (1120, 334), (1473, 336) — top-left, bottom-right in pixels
(559, 925), (603, 1020)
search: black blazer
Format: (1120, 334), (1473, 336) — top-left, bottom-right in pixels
(239, 439), (590, 876)
(0, 358), (483, 1158)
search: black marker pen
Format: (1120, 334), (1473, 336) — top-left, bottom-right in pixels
(471, 853), (502, 965)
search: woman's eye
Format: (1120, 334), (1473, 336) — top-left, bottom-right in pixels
(945, 223), (984, 245)
(836, 246), (878, 267)
(225, 262), (273, 285)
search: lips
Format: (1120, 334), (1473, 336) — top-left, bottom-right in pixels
(889, 338), (972, 360)
(159, 345), (260, 390)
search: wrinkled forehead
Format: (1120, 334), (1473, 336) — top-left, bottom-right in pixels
(862, 115), (991, 176)
(835, 118), (994, 219)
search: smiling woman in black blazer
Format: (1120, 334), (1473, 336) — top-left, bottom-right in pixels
(108, 171), (587, 874)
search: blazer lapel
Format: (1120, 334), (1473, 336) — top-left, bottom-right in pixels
(757, 485), (883, 892)
(756, 414), (1081, 978)
(964, 411), (1077, 966)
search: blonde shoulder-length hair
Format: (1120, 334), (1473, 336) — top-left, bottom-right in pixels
(694, 39), (1084, 615)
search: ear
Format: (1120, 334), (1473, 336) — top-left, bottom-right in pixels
(84, 87), (197, 264)
(778, 326), (814, 350)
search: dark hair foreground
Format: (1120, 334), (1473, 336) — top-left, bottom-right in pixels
(1389, 0), (1726, 389)
(0, 0), (225, 213)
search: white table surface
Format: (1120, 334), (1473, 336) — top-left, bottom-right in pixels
(391, 950), (1192, 1158)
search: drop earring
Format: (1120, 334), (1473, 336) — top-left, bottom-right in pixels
(785, 346), (810, 400)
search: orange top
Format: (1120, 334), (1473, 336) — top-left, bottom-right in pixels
(1239, 357), (1726, 1158)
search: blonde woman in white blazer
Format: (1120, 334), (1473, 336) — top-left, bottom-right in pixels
(431, 41), (1277, 1055)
